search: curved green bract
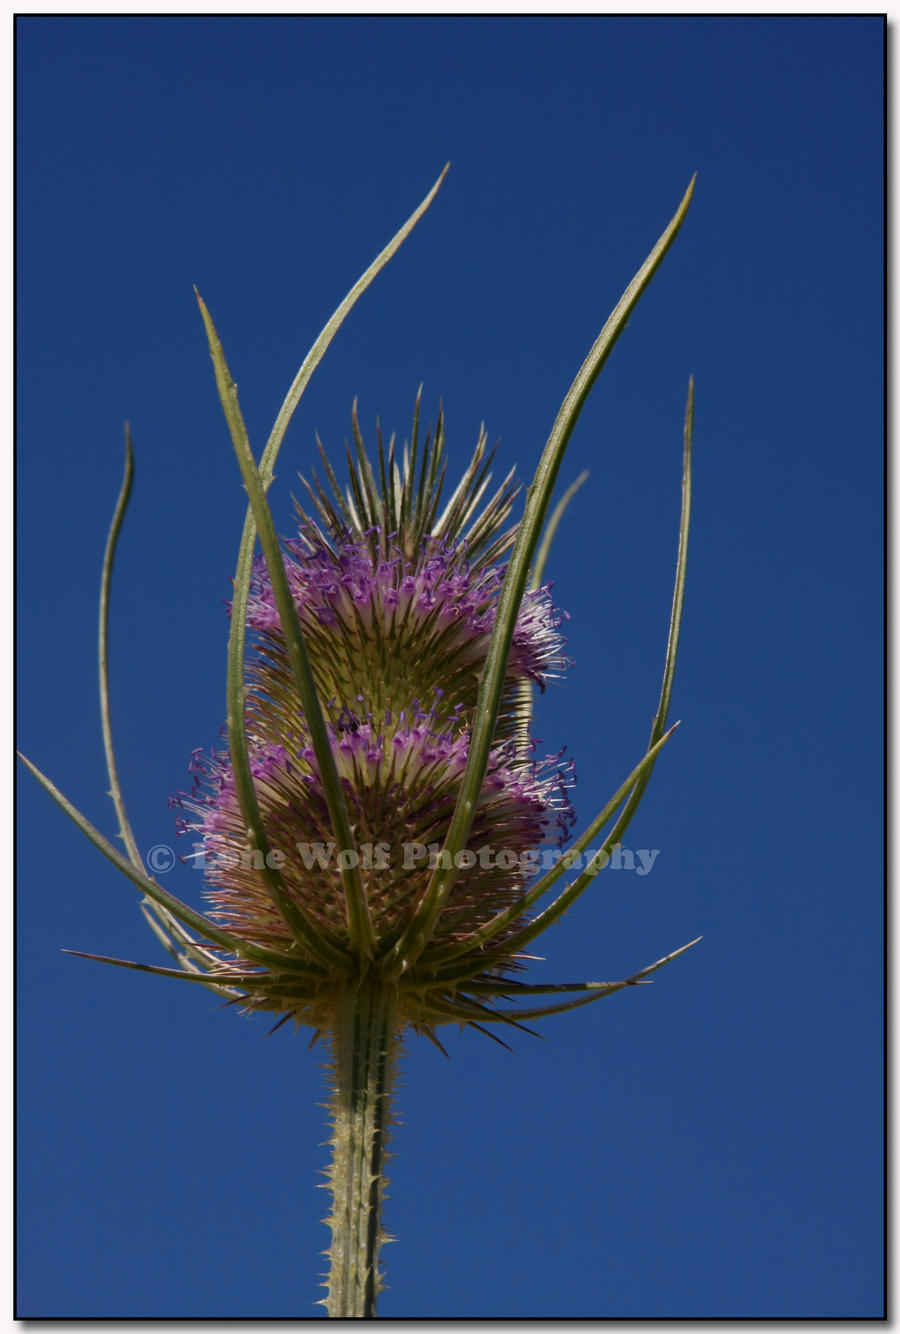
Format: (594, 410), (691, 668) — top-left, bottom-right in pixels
(381, 176), (696, 976)
(196, 296), (363, 972)
(208, 168), (450, 967)
(420, 724), (679, 979)
(443, 377), (694, 972)
(97, 428), (223, 976)
(18, 752), (319, 974)
(514, 468), (589, 754)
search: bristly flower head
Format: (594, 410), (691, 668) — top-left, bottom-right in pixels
(23, 170), (698, 1056)
(173, 399), (580, 1037)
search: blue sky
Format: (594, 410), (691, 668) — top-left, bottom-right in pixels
(17, 15), (883, 1320)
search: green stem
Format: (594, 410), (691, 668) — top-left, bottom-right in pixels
(324, 983), (399, 1318)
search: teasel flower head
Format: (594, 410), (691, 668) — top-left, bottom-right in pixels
(21, 167), (699, 1317)
(171, 400), (581, 1036)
